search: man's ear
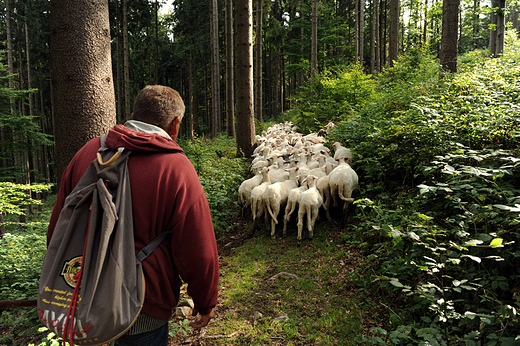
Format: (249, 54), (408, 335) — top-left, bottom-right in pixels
(130, 113), (134, 120)
(168, 117), (181, 138)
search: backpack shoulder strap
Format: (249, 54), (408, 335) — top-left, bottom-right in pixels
(99, 134), (108, 149)
(136, 231), (172, 262)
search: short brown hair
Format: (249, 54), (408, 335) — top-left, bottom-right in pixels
(132, 85), (185, 130)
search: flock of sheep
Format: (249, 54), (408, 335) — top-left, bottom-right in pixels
(238, 122), (359, 242)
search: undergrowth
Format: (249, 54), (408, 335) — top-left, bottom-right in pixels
(293, 30), (520, 345)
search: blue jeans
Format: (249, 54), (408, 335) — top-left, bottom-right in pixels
(113, 323), (169, 346)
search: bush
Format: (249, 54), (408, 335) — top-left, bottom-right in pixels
(178, 134), (250, 238)
(286, 63), (375, 134)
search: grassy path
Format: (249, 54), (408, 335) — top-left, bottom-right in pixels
(171, 216), (382, 345)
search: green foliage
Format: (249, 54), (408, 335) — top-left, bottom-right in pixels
(0, 182), (52, 217)
(287, 64), (375, 134)
(169, 318), (192, 338)
(0, 53), (54, 182)
(0, 208), (50, 346)
(178, 134), (249, 238)
(284, 31), (520, 345)
(28, 328), (61, 346)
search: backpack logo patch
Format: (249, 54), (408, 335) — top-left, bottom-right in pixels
(61, 257), (82, 288)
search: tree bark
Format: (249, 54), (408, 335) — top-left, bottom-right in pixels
(495, 0), (506, 56)
(473, 0), (480, 49)
(6, 0), (15, 114)
(255, 0), (263, 123)
(311, 0), (318, 76)
(440, 0), (460, 73)
(423, 0), (428, 46)
(211, 0), (221, 138)
(123, 0), (131, 119)
(235, 0), (255, 158)
(388, 0), (399, 66)
(356, 0), (365, 64)
(50, 0), (116, 186)
(370, 0), (378, 74)
(155, 0), (159, 84)
(489, 0), (498, 56)
(226, 0), (235, 137)
(188, 53), (194, 141)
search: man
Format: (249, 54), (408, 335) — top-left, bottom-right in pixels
(47, 85), (219, 346)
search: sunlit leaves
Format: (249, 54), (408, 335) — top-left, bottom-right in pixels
(0, 182), (53, 216)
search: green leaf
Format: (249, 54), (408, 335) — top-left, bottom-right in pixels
(490, 238), (503, 248)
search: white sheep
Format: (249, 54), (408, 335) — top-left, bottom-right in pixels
(332, 142), (353, 166)
(297, 175), (323, 242)
(263, 167), (300, 239)
(238, 169), (263, 217)
(250, 167), (272, 232)
(316, 175), (331, 220)
(282, 179), (309, 236)
(328, 157), (358, 225)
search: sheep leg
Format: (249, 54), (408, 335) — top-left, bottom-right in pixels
(330, 184), (338, 208)
(323, 189), (331, 220)
(322, 196), (331, 220)
(283, 202), (296, 237)
(341, 201), (351, 228)
(297, 210), (305, 244)
(307, 205), (313, 239)
(270, 205), (279, 239)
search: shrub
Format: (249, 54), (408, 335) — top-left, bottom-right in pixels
(286, 63), (375, 134)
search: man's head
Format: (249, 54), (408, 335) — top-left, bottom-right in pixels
(132, 85), (185, 132)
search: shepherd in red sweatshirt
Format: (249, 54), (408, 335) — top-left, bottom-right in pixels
(47, 85), (219, 346)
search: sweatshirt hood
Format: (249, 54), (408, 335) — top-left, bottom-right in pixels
(105, 122), (184, 154)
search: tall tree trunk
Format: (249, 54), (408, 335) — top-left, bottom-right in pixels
(226, 0), (235, 137)
(510, 7), (519, 33)
(2, 0), (15, 177)
(155, 0), (159, 85)
(370, 0), (377, 73)
(115, 0), (122, 123)
(210, 0), (221, 138)
(188, 55), (194, 141)
(388, 0), (399, 66)
(6, 0), (15, 116)
(381, 0), (387, 66)
(473, 0), (480, 49)
(25, 7), (39, 214)
(440, 0), (460, 72)
(494, 0), (506, 56)
(356, 0), (365, 64)
(50, 0), (116, 186)
(255, 0), (263, 123)
(489, 0), (498, 56)
(40, 86), (50, 183)
(0, 213), (5, 236)
(311, 0), (318, 76)
(123, 0), (131, 119)
(423, 0), (428, 46)
(376, 0), (381, 72)
(235, 0), (255, 158)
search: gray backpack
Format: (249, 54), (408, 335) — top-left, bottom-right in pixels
(37, 137), (170, 346)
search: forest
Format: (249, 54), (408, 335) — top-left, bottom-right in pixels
(1, 0), (520, 345)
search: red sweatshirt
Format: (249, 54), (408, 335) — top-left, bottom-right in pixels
(48, 124), (219, 319)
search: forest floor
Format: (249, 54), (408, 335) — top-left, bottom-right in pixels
(166, 210), (386, 345)
(2, 207), (383, 346)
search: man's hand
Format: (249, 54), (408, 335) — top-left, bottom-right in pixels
(189, 308), (215, 329)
